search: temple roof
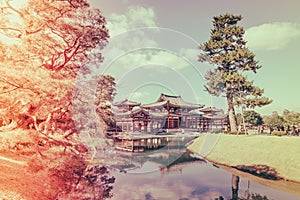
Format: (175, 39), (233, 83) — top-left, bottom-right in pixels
(142, 93), (204, 109)
(203, 114), (228, 119)
(130, 106), (149, 116)
(200, 107), (222, 113)
(189, 109), (204, 115)
(113, 99), (141, 107)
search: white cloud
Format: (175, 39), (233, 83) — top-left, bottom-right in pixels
(101, 6), (160, 74)
(245, 22), (300, 51)
(100, 6), (200, 106)
(127, 6), (156, 27)
(101, 6), (197, 77)
(106, 50), (190, 77)
(108, 6), (158, 37)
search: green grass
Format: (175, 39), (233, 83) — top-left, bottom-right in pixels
(188, 134), (300, 182)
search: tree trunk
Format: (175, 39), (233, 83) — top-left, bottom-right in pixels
(227, 96), (238, 132)
(241, 106), (247, 134)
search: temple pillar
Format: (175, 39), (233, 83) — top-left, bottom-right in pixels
(186, 117), (188, 128)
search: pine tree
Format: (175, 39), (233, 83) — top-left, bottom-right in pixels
(199, 14), (272, 132)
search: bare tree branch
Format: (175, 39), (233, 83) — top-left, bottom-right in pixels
(2, 0), (24, 17)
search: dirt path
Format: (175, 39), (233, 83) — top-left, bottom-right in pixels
(0, 153), (29, 199)
(0, 152), (59, 200)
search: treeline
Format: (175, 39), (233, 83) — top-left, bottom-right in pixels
(236, 110), (300, 135)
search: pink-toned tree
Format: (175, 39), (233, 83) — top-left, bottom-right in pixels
(0, 0), (109, 144)
(0, 1), (115, 198)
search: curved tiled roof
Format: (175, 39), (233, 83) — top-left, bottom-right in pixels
(189, 109), (204, 115)
(203, 114), (228, 119)
(113, 99), (141, 107)
(142, 93), (204, 109)
(200, 107), (221, 113)
(142, 101), (167, 108)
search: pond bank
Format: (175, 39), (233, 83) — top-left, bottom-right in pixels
(187, 134), (300, 183)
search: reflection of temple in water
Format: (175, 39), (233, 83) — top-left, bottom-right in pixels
(111, 150), (206, 174)
(111, 150), (274, 200)
(159, 151), (207, 174)
(113, 93), (228, 133)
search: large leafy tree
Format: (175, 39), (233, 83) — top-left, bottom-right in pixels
(0, 0), (108, 76)
(263, 111), (286, 128)
(283, 109), (300, 126)
(243, 110), (263, 126)
(237, 110), (263, 134)
(0, 0), (115, 198)
(199, 14), (272, 132)
(0, 0), (109, 139)
(282, 109), (300, 134)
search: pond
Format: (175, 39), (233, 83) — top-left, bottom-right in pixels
(102, 148), (300, 200)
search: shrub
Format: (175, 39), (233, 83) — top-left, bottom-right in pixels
(228, 131), (246, 135)
(271, 130), (286, 136)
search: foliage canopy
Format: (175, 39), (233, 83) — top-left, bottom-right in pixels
(199, 13), (272, 132)
(0, 1), (115, 198)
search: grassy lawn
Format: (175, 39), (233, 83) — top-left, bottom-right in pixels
(187, 134), (300, 182)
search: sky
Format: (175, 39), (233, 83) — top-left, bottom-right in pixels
(89, 0), (300, 115)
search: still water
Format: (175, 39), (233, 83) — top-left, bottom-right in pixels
(106, 149), (300, 200)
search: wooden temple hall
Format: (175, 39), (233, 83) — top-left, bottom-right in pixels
(112, 93), (228, 133)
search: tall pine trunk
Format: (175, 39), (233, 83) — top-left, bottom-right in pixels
(227, 95), (238, 132)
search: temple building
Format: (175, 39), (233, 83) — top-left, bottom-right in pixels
(113, 93), (228, 133)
